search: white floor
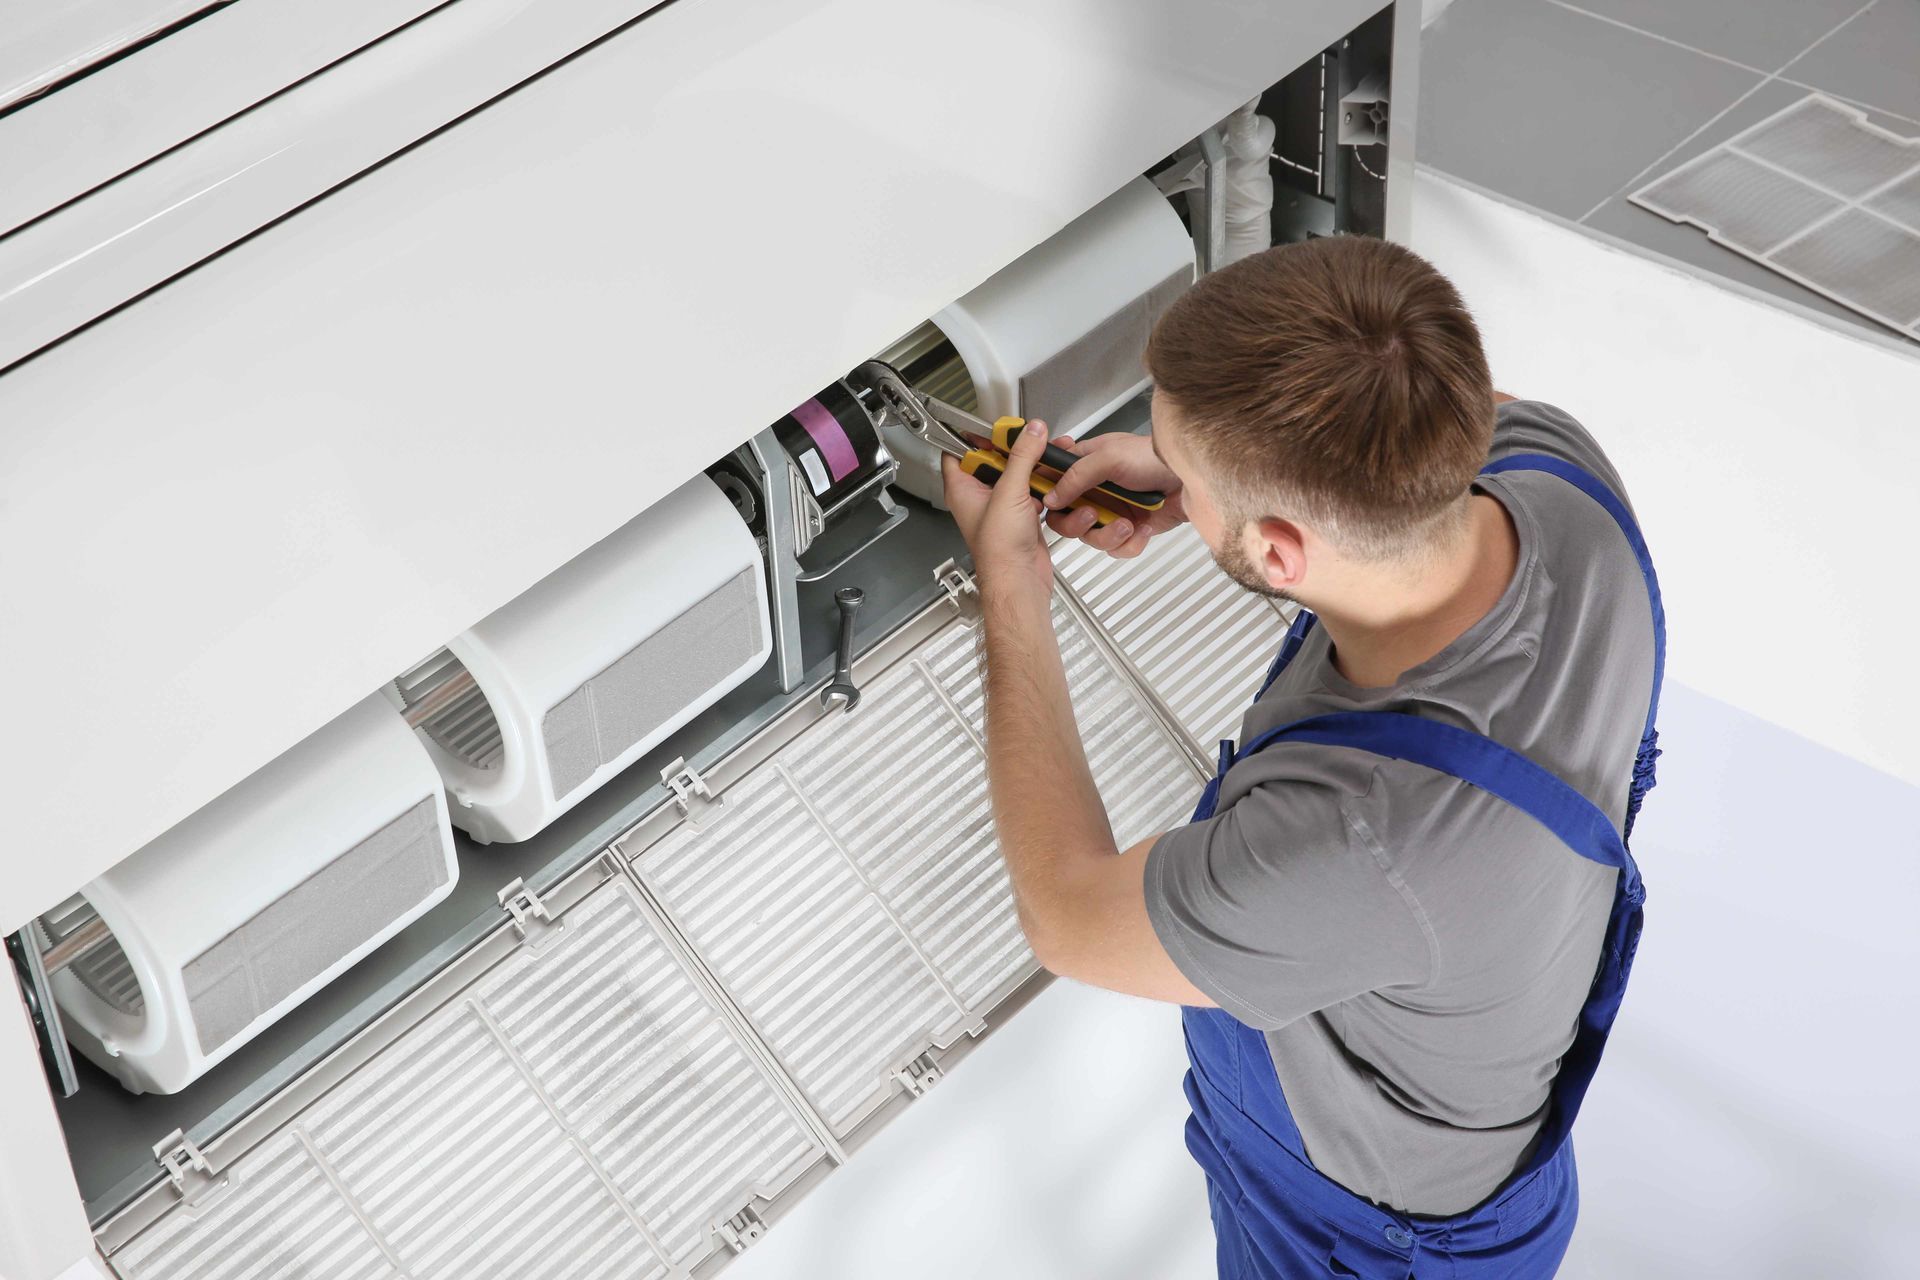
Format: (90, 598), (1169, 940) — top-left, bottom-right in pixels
(728, 680), (1920, 1279)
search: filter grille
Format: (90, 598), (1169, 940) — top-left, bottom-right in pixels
(122, 880), (822, 1279)
(1054, 524), (1290, 754)
(112, 1131), (396, 1280)
(633, 598), (1192, 1140)
(543, 567), (766, 801)
(1630, 94), (1920, 339)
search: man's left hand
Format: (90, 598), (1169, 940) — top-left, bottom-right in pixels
(942, 419), (1056, 602)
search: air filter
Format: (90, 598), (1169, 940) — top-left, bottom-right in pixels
(44, 694), (457, 1095)
(1631, 94), (1920, 341)
(933, 176), (1195, 440)
(403, 475), (770, 844)
(1053, 524), (1291, 753)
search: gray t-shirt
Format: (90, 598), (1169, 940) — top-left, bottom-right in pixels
(1144, 401), (1655, 1217)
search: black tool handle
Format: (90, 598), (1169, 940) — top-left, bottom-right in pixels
(985, 419), (1165, 510)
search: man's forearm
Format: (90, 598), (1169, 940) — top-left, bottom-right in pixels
(979, 584), (1118, 960)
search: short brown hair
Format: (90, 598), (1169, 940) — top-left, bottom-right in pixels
(1147, 235), (1494, 558)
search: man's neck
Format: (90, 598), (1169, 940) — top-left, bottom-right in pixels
(1310, 495), (1520, 690)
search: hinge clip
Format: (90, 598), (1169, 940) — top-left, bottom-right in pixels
(497, 878), (562, 950)
(893, 1050), (944, 1097)
(934, 559), (982, 627)
(715, 1204), (767, 1253)
(154, 1130), (230, 1213)
(662, 757), (725, 833)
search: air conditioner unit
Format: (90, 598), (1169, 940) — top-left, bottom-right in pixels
(396, 475), (771, 844)
(38, 694), (458, 1094)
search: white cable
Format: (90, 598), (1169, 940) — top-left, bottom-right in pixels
(1221, 98), (1276, 265)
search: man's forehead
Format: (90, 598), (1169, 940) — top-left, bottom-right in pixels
(1147, 393), (1182, 461)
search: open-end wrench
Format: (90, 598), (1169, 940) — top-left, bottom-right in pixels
(820, 586), (865, 712)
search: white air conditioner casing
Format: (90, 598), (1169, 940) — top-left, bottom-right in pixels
(43, 694), (458, 1095)
(403, 475), (771, 845)
(936, 176), (1196, 439)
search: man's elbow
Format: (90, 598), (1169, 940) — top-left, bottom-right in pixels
(1016, 895), (1088, 980)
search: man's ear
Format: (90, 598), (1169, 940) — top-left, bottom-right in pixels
(1250, 517), (1308, 591)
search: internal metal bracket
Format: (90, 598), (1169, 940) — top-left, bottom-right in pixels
(6, 928), (77, 1097)
(934, 560), (981, 627)
(662, 757), (725, 833)
(153, 1130), (230, 1214)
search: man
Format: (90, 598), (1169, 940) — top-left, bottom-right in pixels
(941, 234), (1660, 1278)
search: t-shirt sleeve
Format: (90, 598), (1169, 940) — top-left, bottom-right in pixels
(1143, 773), (1433, 1030)
(1489, 399), (1637, 518)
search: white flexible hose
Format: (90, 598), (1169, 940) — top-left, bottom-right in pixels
(1221, 99), (1276, 266)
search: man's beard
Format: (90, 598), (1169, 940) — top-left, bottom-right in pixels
(1211, 529), (1297, 604)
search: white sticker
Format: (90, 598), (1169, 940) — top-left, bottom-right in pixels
(797, 448), (830, 495)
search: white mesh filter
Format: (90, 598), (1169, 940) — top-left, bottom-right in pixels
(116, 880), (823, 1280)
(634, 601), (1193, 1139)
(113, 1131), (397, 1280)
(1631, 94), (1920, 339)
(636, 761), (971, 1137)
(1053, 525), (1290, 754)
(1633, 150), (1841, 255)
(1867, 170), (1920, 234)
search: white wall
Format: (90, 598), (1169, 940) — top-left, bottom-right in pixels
(1410, 169), (1920, 788)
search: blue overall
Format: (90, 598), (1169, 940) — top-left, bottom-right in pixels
(1180, 455), (1664, 1279)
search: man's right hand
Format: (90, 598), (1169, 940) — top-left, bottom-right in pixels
(1041, 432), (1188, 559)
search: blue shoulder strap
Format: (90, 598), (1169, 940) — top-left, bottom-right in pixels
(1481, 452), (1666, 836)
(1239, 711), (1628, 871)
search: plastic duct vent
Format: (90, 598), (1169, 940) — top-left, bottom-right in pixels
(393, 649), (503, 771)
(1053, 525), (1291, 755)
(633, 599), (1191, 1139)
(1631, 94), (1920, 341)
(543, 567), (766, 801)
(182, 798), (451, 1056)
(35, 896), (143, 1018)
(116, 881), (824, 1278)
(1017, 266), (1192, 436)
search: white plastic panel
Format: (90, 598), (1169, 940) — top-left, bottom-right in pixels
(111, 878), (825, 1278)
(1053, 526), (1290, 754)
(1631, 94), (1920, 340)
(0, 0), (673, 361)
(0, 0), (1373, 936)
(0, 0), (207, 110)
